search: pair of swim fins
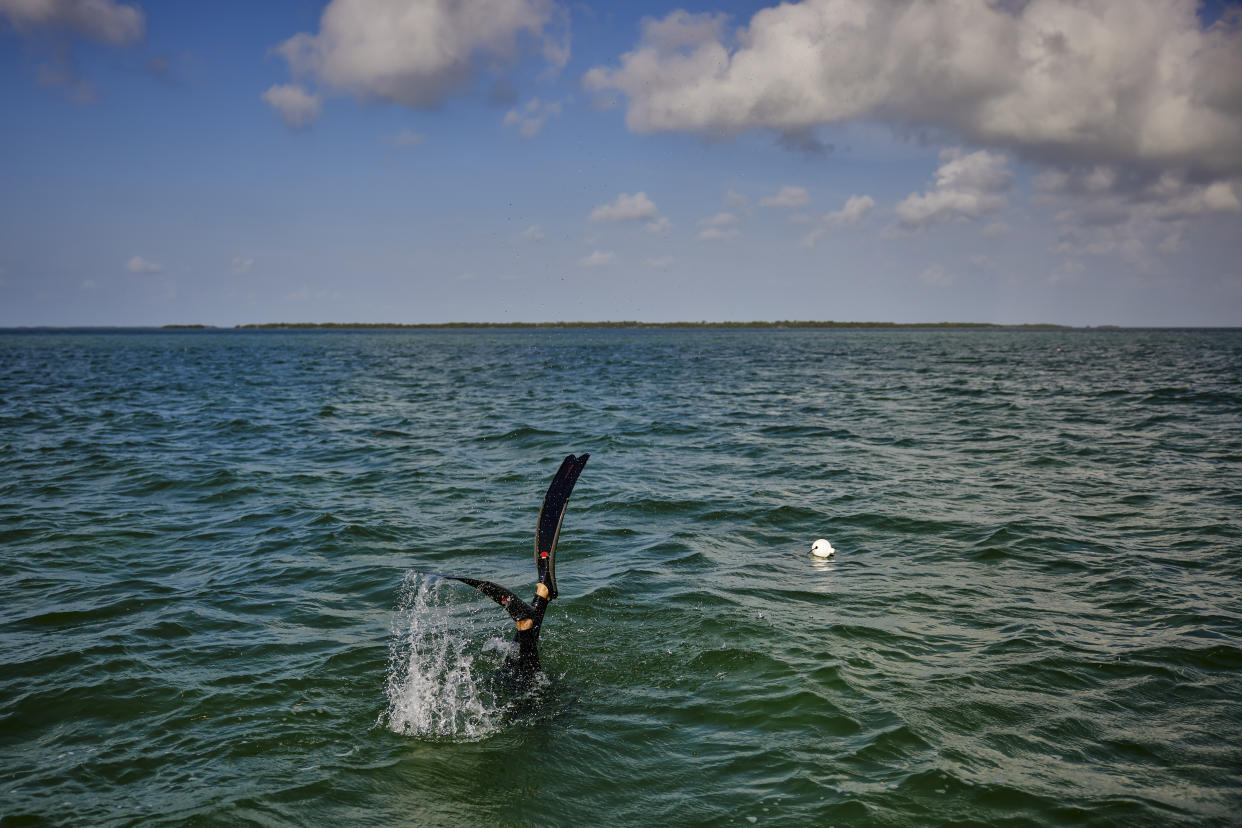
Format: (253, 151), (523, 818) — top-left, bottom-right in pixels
(421, 453), (589, 682)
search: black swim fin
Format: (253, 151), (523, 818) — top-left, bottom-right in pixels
(536, 453), (589, 600)
(415, 453), (590, 682)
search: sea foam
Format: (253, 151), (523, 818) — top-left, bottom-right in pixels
(379, 571), (510, 741)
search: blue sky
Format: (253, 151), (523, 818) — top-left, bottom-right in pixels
(2, 0), (1240, 326)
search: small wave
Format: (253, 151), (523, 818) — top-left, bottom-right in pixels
(1140, 387), (1241, 407)
(472, 425), (561, 442)
(758, 424), (856, 439)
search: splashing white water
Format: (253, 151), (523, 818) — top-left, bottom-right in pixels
(379, 571), (512, 741)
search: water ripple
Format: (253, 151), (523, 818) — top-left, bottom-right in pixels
(1, 327), (1240, 826)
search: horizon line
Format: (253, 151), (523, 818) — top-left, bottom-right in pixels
(5, 320), (1242, 330)
(3, 319), (1088, 330)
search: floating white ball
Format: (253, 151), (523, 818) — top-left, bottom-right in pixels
(811, 538), (835, 558)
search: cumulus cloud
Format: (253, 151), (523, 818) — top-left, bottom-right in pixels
(584, 0), (1242, 175)
(645, 216), (672, 236)
(590, 191), (659, 222)
(386, 128), (426, 148)
(126, 255), (161, 274)
(759, 186), (809, 209)
(699, 212), (738, 228)
(579, 249), (615, 267)
(1036, 165), (1242, 261)
(0, 0), (145, 44)
(802, 194), (875, 247)
(638, 8), (729, 53)
(2, 0), (145, 100)
(274, 0), (567, 110)
(645, 256), (674, 268)
(504, 97), (562, 138)
(896, 149), (1013, 229)
(725, 189), (749, 210)
(231, 257), (254, 275)
(697, 226), (739, 241)
(262, 84), (322, 129)
(827, 195), (875, 227)
(522, 224), (544, 240)
(694, 212), (738, 239)
(1039, 167), (1242, 224)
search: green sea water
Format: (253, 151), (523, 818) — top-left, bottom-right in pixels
(1, 327), (1240, 826)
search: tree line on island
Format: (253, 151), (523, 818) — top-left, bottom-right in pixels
(161, 321), (1068, 329)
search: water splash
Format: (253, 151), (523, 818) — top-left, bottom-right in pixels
(379, 571), (511, 741)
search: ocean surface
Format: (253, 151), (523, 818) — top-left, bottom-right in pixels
(2, 327), (1240, 827)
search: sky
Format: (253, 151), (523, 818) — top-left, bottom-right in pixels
(1, 0), (1241, 327)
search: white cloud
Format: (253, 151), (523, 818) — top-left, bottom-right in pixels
(386, 128), (426, 148)
(579, 249), (615, 267)
(1036, 166), (1242, 263)
(80, 278), (96, 290)
(645, 256), (674, 269)
(638, 8), (729, 53)
(504, 97), (562, 138)
(802, 194), (875, 247)
(592, 4), (1240, 270)
(275, 0), (566, 110)
(522, 224), (544, 240)
(693, 212), (741, 239)
(584, 0), (1242, 175)
(231, 257), (254, 275)
(759, 186), (809, 209)
(0, 0), (145, 45)
(261, 84), (322, 129)
(126, 255), (161, 274)
(896, 149), (1012, 229)
(919, 265), (955, 287)
(699, 212), (738, 228)
(697, 227), (739, 241)
(590, 191), (658, 222)
(645, 216), (672, 236)
(826, 195), (875, 227)
(2, 0), (144, 100)
(725, 189), (748, 210)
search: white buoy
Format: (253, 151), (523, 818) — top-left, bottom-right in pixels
(811, 538), (835, 558)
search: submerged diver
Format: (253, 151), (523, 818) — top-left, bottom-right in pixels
(422, 453), (588, 685)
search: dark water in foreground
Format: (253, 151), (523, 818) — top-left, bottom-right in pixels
(1, 328), (1241, 826)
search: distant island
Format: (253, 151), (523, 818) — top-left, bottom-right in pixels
(228, 320), (1068, 329)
